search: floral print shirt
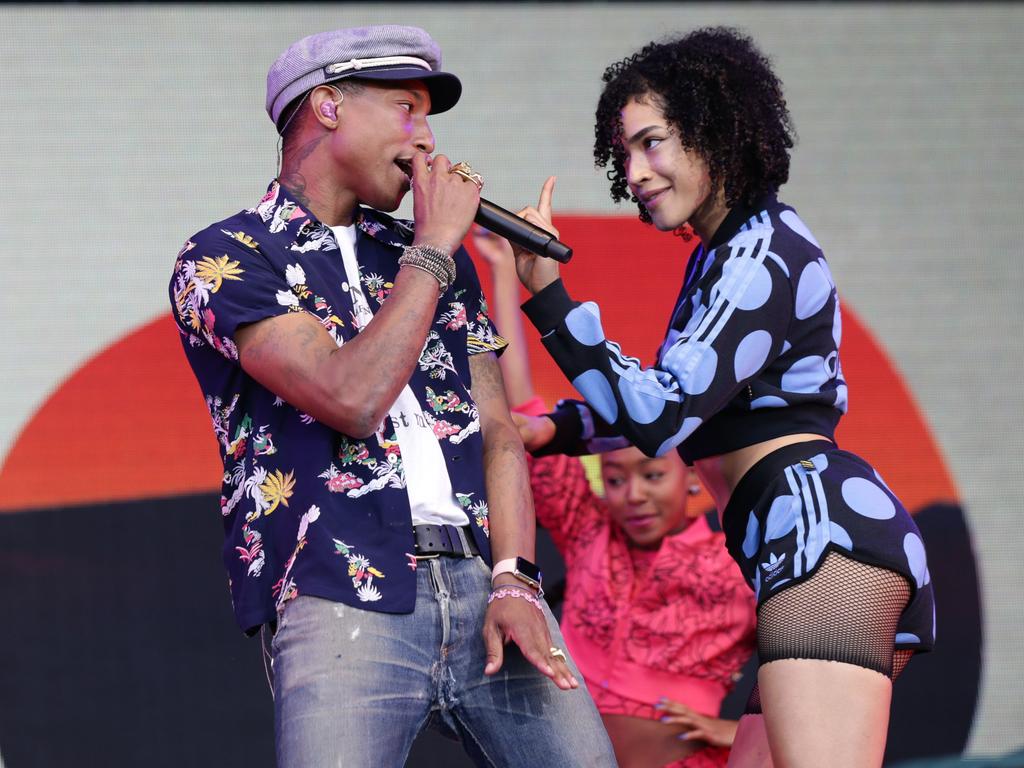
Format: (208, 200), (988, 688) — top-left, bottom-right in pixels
(169, 181), (506, 634)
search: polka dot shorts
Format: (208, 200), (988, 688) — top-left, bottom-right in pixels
(721, 441), (935, 655)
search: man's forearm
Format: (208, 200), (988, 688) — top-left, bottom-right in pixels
(238, 265), (440, 438)
(469, 352), (537, 563)
(482, 420), (537, 563)
(322, 267), (441, 433)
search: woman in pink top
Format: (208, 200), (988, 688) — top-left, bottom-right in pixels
(475, 228), (756, 768)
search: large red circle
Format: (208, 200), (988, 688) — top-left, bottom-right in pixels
(0, 215), (956, 513)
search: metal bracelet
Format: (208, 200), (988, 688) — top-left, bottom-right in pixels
(399, 245), (456, 294)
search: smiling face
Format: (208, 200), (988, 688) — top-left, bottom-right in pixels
(601, 445), (697, 549)
(618, 94), (727, 238)
(328, 79), (435, 211)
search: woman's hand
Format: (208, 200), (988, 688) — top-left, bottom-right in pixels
(471, 225), (516, 270)
(655, 698), (739, 748)
(511, 412), (556, 452)
(514, 176), (562, 295)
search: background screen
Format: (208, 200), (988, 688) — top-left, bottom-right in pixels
(1, 4), (1021, 765)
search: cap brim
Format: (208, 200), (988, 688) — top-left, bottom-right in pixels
(336, 68), (462, 114)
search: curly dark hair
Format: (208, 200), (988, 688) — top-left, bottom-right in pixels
(594, 27), (794, 223)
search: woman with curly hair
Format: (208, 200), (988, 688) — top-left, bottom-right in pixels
(510, 27), (935, 767)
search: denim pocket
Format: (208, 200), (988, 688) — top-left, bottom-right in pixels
(473, 554), (492, 581)
(270, 599), (298, 656)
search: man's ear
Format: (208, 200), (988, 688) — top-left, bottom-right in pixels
(310, 85), (343, 128)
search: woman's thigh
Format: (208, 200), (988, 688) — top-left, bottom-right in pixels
(758, 658), (891, 768)
(601, 713), (702, 768)
(751, 551), (907, 768)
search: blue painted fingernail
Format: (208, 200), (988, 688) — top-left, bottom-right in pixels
(678, 733), (691, 741)
(660, 716), (671, 723)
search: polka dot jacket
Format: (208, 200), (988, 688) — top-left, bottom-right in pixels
(523, 196), (936, 656)
(522, 195), (846, 465)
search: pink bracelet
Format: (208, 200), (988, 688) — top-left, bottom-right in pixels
(488, 586), (544, 612)
(492, 581), (545, 599)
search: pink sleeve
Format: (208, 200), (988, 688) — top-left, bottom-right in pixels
(512, 396), (549, 418)
(528, 454), (603, 561)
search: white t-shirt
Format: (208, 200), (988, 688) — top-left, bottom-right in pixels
(330, 224), (470, 527)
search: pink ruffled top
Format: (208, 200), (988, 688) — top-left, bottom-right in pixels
(528, 453), (757, 718)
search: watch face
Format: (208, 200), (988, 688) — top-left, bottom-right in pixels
(514, 557), (542, 587)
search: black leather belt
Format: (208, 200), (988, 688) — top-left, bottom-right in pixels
(413, 524), (479, 558)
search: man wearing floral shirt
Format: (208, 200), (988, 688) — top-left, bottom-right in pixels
(169, 25), (613, 768)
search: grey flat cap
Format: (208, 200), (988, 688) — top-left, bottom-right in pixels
(267, 25), (462, 129)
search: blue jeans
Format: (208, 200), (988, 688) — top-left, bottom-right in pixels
(271, 555), (617, 767)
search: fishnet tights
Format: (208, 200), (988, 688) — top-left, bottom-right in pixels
(745, 552), (913, 714)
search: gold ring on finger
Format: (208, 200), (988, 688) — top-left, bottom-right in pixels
(449, 161), (484, 189)
(549, 646), (567, 662)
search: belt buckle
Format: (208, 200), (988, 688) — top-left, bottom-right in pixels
(413, 524), (442, 560)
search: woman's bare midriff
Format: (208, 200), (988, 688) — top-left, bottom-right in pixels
(601, 714), (701, 767)
(694, 433), (833, 518)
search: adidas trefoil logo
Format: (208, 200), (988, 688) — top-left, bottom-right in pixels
(760, 551), (787, 580)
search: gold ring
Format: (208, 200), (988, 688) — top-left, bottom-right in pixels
(449, 161), (484, 189)
(549, 646), (567, 662)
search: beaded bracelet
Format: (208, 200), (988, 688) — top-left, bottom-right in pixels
(490, 580), (545, 600)
(487, 586), (544, 612)
(407, 243), (456, 283)
(399, 249), (454, 294)
(399, 244), (454, 279)
(399, 244), (456, 295)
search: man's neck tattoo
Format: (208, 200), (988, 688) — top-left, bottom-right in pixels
(280, 134), (327, 208)
(279, 170), (311, 209)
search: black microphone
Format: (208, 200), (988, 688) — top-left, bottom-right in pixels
(476, 198), (573, 263)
